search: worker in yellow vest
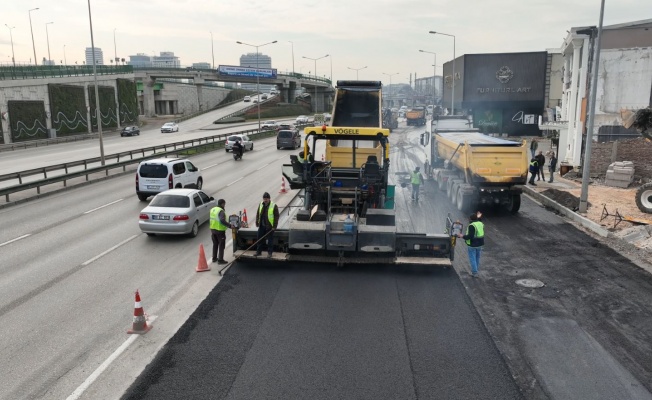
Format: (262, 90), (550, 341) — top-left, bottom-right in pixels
(209, 199), (233, 265)
(457, 211), (485, 277)
(255, 192), (280, 258)
(410, 166), (423, 201)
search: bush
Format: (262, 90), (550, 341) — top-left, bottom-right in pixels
(215, 117), (246, 124)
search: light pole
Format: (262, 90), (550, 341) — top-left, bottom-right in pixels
(45, 22), (54, 65)
(579, 0), (605, 214)
(288, 41), (295, 74)
(302, 54), (329, 112)
(382, 72), (398, 98)
(86, 0), (105, 165)
(347, 66), (367, 80)
(113, 28), (118, 64)
(63, 44), (67, 65)
(429, 31), (455, 115)
(5, 25), (16, 67)
(210, 31), (215, 69)
(419, 50), (437, 106)
(236, 40), (277, 132)
(28, 8), (39, 65)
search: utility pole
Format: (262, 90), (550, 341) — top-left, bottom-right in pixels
(45, 22), (54, 65)
(28, 8), (40, 65)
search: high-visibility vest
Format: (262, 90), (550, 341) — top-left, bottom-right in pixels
(258, 201), (276, 226)
(411, 171), (422, 185)
(465, 221), (485, 246)
(210, 207), (228, 231)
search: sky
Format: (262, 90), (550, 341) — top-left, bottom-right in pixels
(1, 0), (650, 85)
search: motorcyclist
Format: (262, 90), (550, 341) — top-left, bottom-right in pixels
(233, 139), (244, 159)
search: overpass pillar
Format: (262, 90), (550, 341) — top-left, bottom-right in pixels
(142, 77), (156, 117)
(195, 77), (205, 112)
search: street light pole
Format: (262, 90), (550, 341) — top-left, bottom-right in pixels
(579, 0), (606, 214)
(236, 40), (277, 132)
(419, 50), (437, 106)
(429, 31), (455, 115)
(113, 28), (118, 64)
(288, 41), (295, 74)
(347, 66), (367, 80)
(302, 54), (329, 112)
(5, 25), (16, 67)
(28, 8), (40, 65)
(210, 31), (215, 69)
(45, 22), (54, 65)
(86, 0), (105, 165)
(63, 44), (67, 65)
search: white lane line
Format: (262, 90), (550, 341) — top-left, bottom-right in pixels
(81, 235), (138, 266)
(0, 234), (31, 248)
(277, 155), (287, 161)
(256, 163), (270, 171)
(204, 163), (218, 170)
(66, 315), (159, 400)
(227, 177), (243, 186)
(83, 199), (124, 214)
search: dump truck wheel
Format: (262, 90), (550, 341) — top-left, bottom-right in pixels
(636, 183), (652, 213)
(507, 194), (521, 214)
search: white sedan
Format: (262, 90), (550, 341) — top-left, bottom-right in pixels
(161, 122), (179, 133)
(139, 189), (216, 237)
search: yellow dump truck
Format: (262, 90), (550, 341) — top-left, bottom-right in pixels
(406, 107), (426, 126)
(427, 117), (528, 213)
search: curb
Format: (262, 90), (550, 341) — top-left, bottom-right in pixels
(522, 185), (611, 238)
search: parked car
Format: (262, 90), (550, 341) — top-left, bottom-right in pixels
(296, 115), (309, 124)
(138, 189), (216, 237)
(277, 129), (302, 150)
(243, 96), (251, 102)
(261, 120), (279, 130)
(121, 126), (140, 137)
(135, 158), (203, 201)
(161, 122), (179, 133)
(224, 134), (253, 152)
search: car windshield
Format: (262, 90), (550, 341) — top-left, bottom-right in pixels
(228, 136), (242, 142)
(150, 195), (190, 208)
(163, 123), (173, 127)
(278, 131), (292, 138)
(139, 164), (168, 178)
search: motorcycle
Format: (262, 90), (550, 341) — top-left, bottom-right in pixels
(232, 145), (243, 161)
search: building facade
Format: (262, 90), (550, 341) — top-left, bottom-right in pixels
(85, 47), (104, 66)
(128, 54), (153, 68)
(152, 52), (180, 68)
(414, 76), (443, 106)
(240, 52), (272, 91)
(442, 51), (548, 136)
(540, 19), (652, 168)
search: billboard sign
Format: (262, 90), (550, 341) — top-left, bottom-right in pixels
(217, 65), (277, 79)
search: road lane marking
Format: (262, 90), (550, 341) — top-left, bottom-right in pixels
(81, 235), (138, 266)
(256, 163), (270, 171)
(83, 199), (124, 214)
(0, 234), (31, 248)
(204, 163), (218, 170)
(227, 177), (243, 186)
(66, 316), (159, 400)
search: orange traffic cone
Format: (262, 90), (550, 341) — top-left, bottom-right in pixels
(196, 243), (211, 272)
(242, 209), (249, 228)
(127, 290), (152, 334)
(279, 177), (288, 194)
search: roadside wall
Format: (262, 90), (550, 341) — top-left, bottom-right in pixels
(591, 137), (652, 179)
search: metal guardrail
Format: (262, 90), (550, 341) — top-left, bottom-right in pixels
(0, 132), (107, 152)
(0, 127), (277, 203)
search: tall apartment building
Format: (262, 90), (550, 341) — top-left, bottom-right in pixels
(85, 47), (104, 66)
(240, 52), (272, 91)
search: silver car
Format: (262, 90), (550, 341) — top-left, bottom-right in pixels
(139, 189), (216, 237)
(225, 134), (253, 152)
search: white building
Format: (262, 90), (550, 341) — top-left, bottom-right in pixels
(152, 51), (180, 68)
(85, 47), (104, 66)
(541, 19), (652, 168)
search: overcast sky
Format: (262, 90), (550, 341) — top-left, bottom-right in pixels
(1, 0), (649, 84)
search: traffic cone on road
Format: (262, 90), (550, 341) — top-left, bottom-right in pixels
(127, 290), (152, 334)
(279, 177), (288, 194)
(242, 209), (249, 228)
(196, 243), (211, 272)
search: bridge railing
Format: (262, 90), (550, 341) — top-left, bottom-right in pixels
(0, 65), (134, 80)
